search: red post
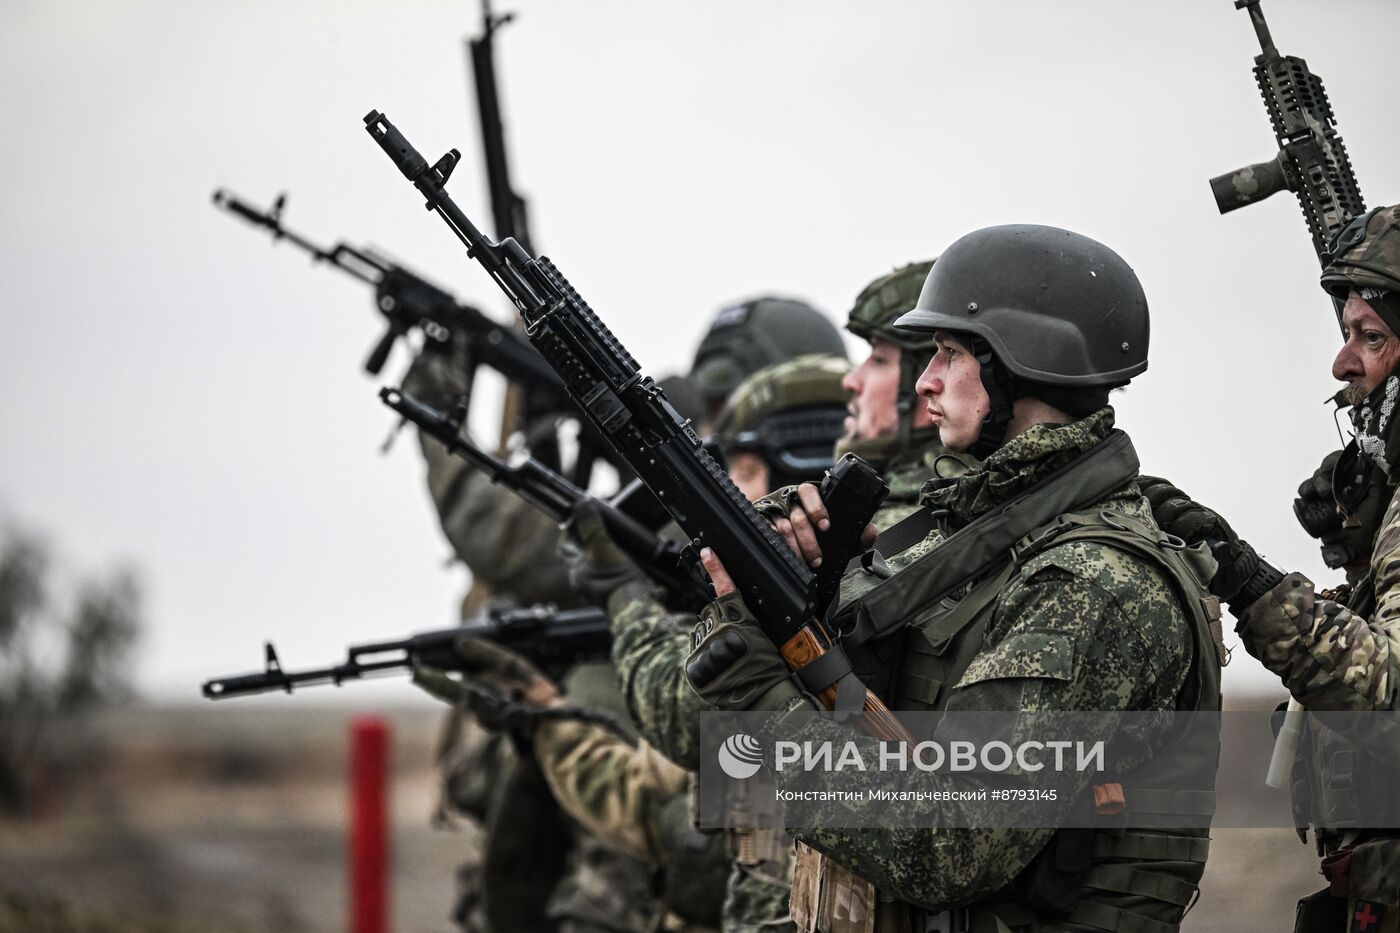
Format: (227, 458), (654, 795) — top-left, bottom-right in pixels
(349, 715), (389, 933)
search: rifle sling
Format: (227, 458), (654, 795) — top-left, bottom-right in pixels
(839, 429), (1141, 648)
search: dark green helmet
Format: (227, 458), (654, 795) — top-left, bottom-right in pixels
(690, 297), (848, 415)
(895, 225), (1147, 457)
(711, 353), (850, 488)
(1322, 205), (1400, 334)
(846, 260), (937, 350)
(895, 224), (1148, 387)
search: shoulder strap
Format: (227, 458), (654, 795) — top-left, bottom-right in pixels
(841, 430), (1141, 646)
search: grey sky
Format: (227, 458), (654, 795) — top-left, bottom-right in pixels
(3, 0), (1398, 701)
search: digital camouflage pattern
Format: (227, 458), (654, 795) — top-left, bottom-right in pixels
(613, 441), (960, 771)
(845, 261), (936, 351)
(776, 410), (1199, 912)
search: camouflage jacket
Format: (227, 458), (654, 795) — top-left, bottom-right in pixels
(401, 344), (580, 611)
(779, 409), (1196, 909)
(1236, 482), (1400, 713)
(534, 720), (691, 864)
(609, 439), (955, 772)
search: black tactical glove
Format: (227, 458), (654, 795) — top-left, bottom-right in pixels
(1138, 475), (1268, 607)
(1296, 448), (1389, 577)
(685, 593), (805, 712)
(559, 499), (652, 608)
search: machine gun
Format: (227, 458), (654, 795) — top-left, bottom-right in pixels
(211, 188), (568, 418)
(381, 386), (708, 611)
(362, 110), (903, 737)
(202, 605), (611, 699)
(1209, 0), (1366, 272)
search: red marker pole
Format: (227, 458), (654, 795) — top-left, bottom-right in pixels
(349, 715), (389, 933)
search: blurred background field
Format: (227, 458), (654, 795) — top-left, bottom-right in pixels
(0, 696), (1324, 933)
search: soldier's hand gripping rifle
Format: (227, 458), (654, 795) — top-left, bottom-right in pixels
(211, 189), (567, 414)
(380, 385), (708, 612)
(202, 605), (612, 699)
(1209, 0), (1366, 274)
(363, 110), (906, 740)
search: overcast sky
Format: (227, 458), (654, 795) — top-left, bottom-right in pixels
(4, 0), (1399, 702)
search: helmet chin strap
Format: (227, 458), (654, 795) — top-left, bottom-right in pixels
(895, 345), (924, 458)
(968, 336), (1018, 460)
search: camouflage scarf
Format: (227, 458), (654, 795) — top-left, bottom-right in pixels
(920, 407), (1118, 527)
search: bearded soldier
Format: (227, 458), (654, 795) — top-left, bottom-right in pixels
(689, 225), (1226, 933)
(1149, 204), (1400, 933)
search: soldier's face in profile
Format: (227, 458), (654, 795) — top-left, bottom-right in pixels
(840, 338), (934, 442)
(1333, 291), (1400, 405)
(916, 332), (991, 453)
(727, 451), (770, 501)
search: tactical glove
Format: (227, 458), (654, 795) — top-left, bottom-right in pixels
(1138, 475), (1264, 606)
(560, 499), (652, 608)
(684, 593), (805, 712)
(1296, 448), (1388, 575)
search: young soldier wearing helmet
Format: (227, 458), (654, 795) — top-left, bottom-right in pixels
(689, 224), (1226, 933)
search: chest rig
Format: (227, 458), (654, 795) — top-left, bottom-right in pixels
(790, 432), (1226, 933)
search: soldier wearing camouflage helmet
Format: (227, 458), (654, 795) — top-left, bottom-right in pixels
(1146, 204), (1400, 933)
(689, 224), (1225, 933)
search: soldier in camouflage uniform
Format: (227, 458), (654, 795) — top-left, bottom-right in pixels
(417, 354), (854, 933)
(1151, 205), (1400, 933)
(689, 225), (1225, 933)
(563, 264), (965, 933)
(406, 301), (847, 932)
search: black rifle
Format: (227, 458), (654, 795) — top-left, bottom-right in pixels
(381, 386), (708, 611)
(211, 188), (567, 414)
(362, 110), (904, 736)
(1209, 0), (1366, 271)
(202, 606), (610, 699)
(469, 0), (532, 256)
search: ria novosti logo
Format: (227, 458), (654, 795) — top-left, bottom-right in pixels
(717, 733), (764, 779)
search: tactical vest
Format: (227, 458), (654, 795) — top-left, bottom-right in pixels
(1292, 579), (1400, 853)
(791, 454), (1225, 933)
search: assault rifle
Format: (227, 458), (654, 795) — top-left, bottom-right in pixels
(1209, 0), (1366, 271)
(211, 188), (566, 413)
(202, 605), (610, 699)
(469, 0), (532, 256)
(362, 110), (904, 737)
(380, 386), (708, 611)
